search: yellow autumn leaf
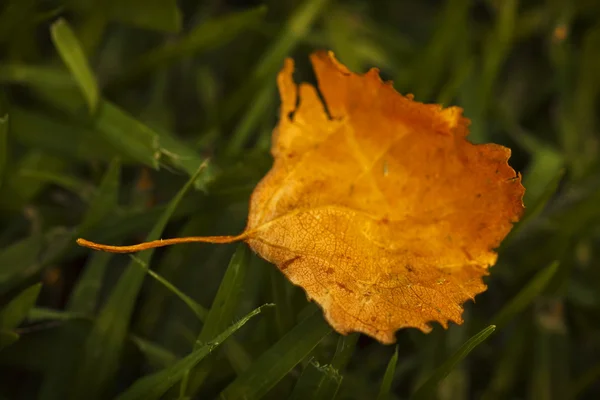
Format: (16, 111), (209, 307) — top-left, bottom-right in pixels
(78, 51), (525, 344)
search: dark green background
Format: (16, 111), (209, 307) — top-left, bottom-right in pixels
(0, 0), (599, 399)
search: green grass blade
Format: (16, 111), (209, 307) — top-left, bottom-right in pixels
(32, 84), (208, 186)
(491, 261), (560, 329)
(116, 304), (271, 400)
(197, 245), (250, 342)
(108, 0), (181, 33)
(111, 6), (267, 85)
(289, 361), (342, 400)
(377, 345), (399, 400)
(50, 18), (99, 112)
(0, 283), (42, 329)
(0, 64), (75, 88)
(129, 255), (208, 321)
(69, 162), (208, 400)
(152, 131), (213, 189)
(0, 114), (7, 189)
(32, 86), (159, 169)
(219, 307), (333, 400)
(185, 244), (251, 394)
(9, 107), (119, 162)
(412, 325), (496, 399)
(27, 307), (86, 322)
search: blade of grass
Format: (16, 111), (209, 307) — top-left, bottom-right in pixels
(194, 246), (250, 338)
(129, 255), (208, 321)
(115, 304), (271, 400)
(27, 307), (86, 322)
(412, 325), (496, 399)
(0, 114), (7, 189)
(9, 107), (120, 163)
(0, 283), (42, 330)
(50, 18), (100, 113)
(377, 346), (399, 400)
(491, 261), (560, 329)
(185, 245), (251, 395)
(289, 360), (342, 400)
(0, 64), (75, 88)
(69, 162), (208, 400)
(34, 86), (159, 169)
(109, 6), (267, 85)
(219, 307), (333, 400)
(32, 84), (209, 187)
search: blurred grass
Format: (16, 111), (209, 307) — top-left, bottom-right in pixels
(0, 0), (599, 399)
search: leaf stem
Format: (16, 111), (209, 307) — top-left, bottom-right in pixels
(76, 234), (247, 253)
